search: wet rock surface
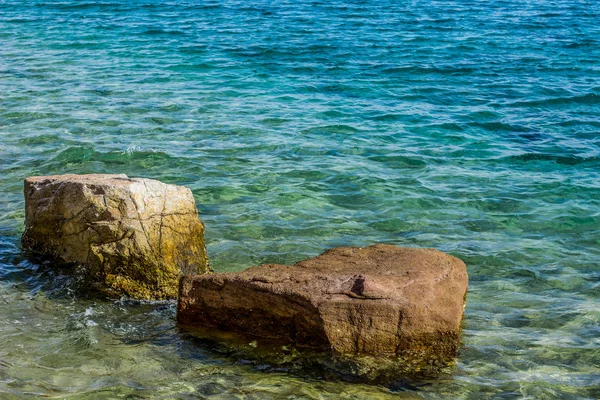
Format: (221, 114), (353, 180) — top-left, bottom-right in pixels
(22, 174), (210, 299)
(178, 244), (468, 368)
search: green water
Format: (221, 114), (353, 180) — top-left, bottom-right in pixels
(1, 0), (599, 398)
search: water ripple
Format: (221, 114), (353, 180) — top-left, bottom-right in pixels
(0, 0), (599, 398)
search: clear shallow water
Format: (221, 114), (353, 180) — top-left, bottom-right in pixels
(0, 0), (599, 398)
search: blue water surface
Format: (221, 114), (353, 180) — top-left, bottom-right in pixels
(0, 0), (599, 398)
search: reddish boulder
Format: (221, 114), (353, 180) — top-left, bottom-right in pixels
(177, 244), (468, 363)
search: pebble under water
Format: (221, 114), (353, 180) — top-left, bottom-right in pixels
(0, 0), (599, 398)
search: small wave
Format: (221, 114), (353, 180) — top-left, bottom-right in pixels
(370, 113), (403, 122)
(563, 40), (596, 49)
(146, 116), (176, 125)
(537, 12), (562, 17)
(259, 118), (290, 126)
(469, 121), (531, 132)
(83, 88), (113, 97)
(143, 29), (186, 36)
(300, 125), (359, 135)
(121, 146), (165, 156)
(6, 18), (37, 23)
(468, 110), (503, 119)
(38, 2), (122, 10)
(178, 45), (208, 55)
(166, 63), (214, 72)
(189, 3), (221, 10)
(381, 65), (475, 75)
(368, 155), (427, 169)
(426, 122), (465, 131)
(516, 132), (546, 142)
(509, 93), (600, 108)
(18, 134), (62, 145)
(504, 153), (600, 166)
(50, 146), (178, 169)
(1, 111), (63, 124)
(554, 120), (600, 128)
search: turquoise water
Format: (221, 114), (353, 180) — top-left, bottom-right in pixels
(1, 0), (599, 398)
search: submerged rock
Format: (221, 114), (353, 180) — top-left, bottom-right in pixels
(178, 244), (468, 370)
(22, 174), (210, 299)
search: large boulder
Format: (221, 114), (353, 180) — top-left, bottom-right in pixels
(22, 174), (210, 299)
(178, 244), (468, 365)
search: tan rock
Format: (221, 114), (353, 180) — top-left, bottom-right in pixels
(178, 244), (467, 364)
(22, 174), (210, 299)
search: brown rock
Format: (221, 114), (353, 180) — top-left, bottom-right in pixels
(178, 244), (467, 363)
(22, 174), (210, 299)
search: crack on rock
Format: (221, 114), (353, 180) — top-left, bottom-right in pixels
(138, 211), (196, 220)
(158, 187), (167, 261)
(86, 223), (100, 240)
(159, 223), (190, 236)
(62, 204), (95, 223)
(394, 312), (405, 354)
(127, 191), (155, 261)
(86, 225), (128, 245)
(249, 277), (273, 284)
(102, 229), (133, 245)
(339, 292), (389, 300)
(141, 179), (151, 198)
(62, 224), (93, 237)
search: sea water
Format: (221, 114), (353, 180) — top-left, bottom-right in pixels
(0, 0), (599, 398)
